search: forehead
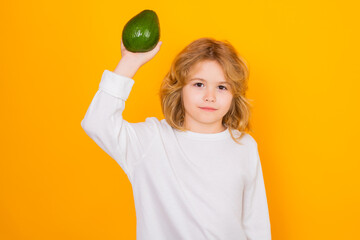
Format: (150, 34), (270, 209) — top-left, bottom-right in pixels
(187, 60), (228, 83)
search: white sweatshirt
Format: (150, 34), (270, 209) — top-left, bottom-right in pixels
(81, 70), (271, 240)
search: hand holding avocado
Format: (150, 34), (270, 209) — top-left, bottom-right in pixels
(120, 39), (162, 68)
(114, 40), (162, 79)
(114, 10), (162, 78)
(121, 9), (162, 66)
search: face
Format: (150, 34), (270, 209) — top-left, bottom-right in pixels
(181, 60), (233, 133)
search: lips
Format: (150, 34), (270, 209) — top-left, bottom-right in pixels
(199, 107), (217, 111)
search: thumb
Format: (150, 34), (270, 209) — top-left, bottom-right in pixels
(152, 41), (162, 53)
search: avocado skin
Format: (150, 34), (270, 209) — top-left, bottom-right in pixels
(122, 10), (160, 52)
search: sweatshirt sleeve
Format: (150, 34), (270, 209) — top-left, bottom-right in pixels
(80, 70), (156, 182)
(242, 140), (272, 240)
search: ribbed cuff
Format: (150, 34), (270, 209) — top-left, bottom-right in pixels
(99, 70), (135, 101)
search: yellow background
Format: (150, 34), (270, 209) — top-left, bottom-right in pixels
(1, 0), (359, 239)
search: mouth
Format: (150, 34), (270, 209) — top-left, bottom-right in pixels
(199, 107), (217, 111)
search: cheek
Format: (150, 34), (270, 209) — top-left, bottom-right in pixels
(182, 89), (196, 108)
(220, 94), (233, 104)
(184, 89), (200, 102)
(227, 96), (234, 106)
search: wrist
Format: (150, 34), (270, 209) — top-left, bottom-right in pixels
(113, 57), (140, 78)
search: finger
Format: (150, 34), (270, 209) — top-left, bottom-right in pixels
(121, 40), (128, 51)
(146, 41), (161, 55)
(154, 41), (162, 51)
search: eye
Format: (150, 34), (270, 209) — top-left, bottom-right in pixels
(193, 82), (204, 87)
(219, 85), (228, 90)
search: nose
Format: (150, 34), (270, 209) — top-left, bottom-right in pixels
(203, 88), (216, 102)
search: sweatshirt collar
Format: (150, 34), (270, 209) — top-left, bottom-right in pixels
(173, 127), (231, 140)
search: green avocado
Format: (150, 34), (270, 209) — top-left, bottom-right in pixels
(122, 10), (160, 52)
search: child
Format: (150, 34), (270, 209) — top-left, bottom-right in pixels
(81, 37), (271, 240)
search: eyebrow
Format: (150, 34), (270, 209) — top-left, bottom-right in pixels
(189, 78), (229, 85)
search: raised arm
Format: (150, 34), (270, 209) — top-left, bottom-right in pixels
(80, 40), (162, 182)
